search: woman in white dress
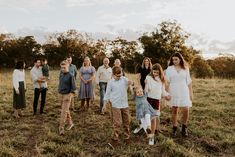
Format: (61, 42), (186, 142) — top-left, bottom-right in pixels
(165, 52), (193, 137)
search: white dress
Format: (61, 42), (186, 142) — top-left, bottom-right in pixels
(165, 65), (192, 107)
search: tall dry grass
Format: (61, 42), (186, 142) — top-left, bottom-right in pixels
(0, 69), (235, 157)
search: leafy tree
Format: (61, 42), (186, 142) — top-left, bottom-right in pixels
(139, 20), (198, 68)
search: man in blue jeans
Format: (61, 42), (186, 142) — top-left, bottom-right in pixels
(96, 58), (112, 114)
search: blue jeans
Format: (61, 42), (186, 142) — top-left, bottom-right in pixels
(99, 82), (107, 112)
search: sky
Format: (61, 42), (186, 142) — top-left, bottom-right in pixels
(0, 0), (235, 58)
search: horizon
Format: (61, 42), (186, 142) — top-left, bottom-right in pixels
(1, 0), (235, 58)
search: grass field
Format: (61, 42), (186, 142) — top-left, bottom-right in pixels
(0, 69), (235, 157)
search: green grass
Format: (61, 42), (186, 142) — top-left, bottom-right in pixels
(0, 70), (234, 157)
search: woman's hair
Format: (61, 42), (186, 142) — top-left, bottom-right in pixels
(168, 52), (188, 69)
(82, 56), (92, 67)
(112, 66), (122, 75)
(141, 57), (152, 69)
(149, 63), (166, 84)
(15, 61), (25, 69)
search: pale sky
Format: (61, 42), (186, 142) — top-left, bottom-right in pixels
(0, 0), (235, 56)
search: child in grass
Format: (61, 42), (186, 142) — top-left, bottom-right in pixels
(103, 66), (132, 149)
(58, 60), (76, 135)
(145, 63), (171, 144)
(131, 85), (160, 145)
(39, 58), (50, 90)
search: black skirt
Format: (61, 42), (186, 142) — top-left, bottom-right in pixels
(13, 81), (26, 109)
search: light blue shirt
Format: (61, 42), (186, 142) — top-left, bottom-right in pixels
(104, 76), (129, 108)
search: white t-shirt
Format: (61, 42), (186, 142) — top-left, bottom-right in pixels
(145, 75), (169, 100)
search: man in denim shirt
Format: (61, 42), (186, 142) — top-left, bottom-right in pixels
(66, 56), (77, 110)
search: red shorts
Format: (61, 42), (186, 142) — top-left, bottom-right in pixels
(147, 97), (160, 110)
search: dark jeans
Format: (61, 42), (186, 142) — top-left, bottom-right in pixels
(99, 82), (107, 112)
(33, 88), (47, 114)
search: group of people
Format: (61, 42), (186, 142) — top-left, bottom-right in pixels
(12, 52), (193, 148)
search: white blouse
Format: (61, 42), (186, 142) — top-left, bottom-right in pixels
(12, 69), (25, 91)
(145, 75), (169, 100)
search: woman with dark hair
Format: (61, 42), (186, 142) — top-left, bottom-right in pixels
(12, 61), (26, 118)
(136, 57), (152, 90)
(165, 52), (193, 137)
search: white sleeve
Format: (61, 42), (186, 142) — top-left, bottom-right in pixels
(12, 70), (19, 91)
(30, 68), (38, 83)
(23, 70), (26, 89)
(161, 83), (169, 97)
(95, 67), (100, 84)
(144, 76), (150, 93)
(186, 68), (192, 85)
(104, 80), (112, 101)
(165, 68), (170, 83)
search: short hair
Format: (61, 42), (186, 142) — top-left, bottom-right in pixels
(60, 60), (69, 66)
(66, 55), (72, 59)
(112, 66), (121, 75)
(15, 61), (25, 69)
(34, 59), (41, 63)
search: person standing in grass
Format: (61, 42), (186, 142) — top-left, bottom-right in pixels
(144, 63), (171, 144)
(96, 57), (112, 114)
(78, 57), (96, 110)
(136, 57), (152, 90)
(30, 59), (47, 115)
(66, 55), (77, 111)
(131, 86), (160, 145)
(104, 66), (132, 149)
(12, 61), (26, 118)
(113, 59), (125, 76)
(58, 60), (76, 135)
(165, 52), (193, 137)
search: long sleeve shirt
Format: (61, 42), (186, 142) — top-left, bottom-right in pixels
(96, 65), (112, 84)
(103, 76), (129, 108)
(30, 66), (47, 89)
(69, 64), (77, 79)
(58, 72), (76, 94)
(12, 69), (26, 91)
(145, 75), (169, 99)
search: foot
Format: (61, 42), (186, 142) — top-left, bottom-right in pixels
(40, 111), (47, 114)
(172, 126), (177, 136)
(108, 139), (119, 149)
(146, 126), (152, 134)
(148, 137), (154, 145)
(67, 123), (74, 131)
(59, 128), (65, 135)
(181, 124), (188, 137)
(13, 113), (20, 118)
(133, 126), (142, 134)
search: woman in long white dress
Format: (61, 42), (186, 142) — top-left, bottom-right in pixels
(165, 52), (193, 137)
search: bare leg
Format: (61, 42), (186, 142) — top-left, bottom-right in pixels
(172, 106), (178, 127)
(182, 107), (189, 125)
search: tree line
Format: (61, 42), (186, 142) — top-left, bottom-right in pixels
(0, 21), (234, 78)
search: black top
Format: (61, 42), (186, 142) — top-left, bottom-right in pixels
(58, 72), (76, 94)
(137, 66), (151, 90)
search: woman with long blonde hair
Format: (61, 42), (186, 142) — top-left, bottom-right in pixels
(78, 57), (96, 110)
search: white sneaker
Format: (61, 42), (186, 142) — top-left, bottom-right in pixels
(133, 127), (143, 134)
(148, 137), (154, 145)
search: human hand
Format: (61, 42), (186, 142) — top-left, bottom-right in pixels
(16, 90), (20, 95)
(165, 95), (171, 101)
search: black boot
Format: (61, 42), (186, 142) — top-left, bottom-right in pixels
(181, 124), (188, 137)
(172, 126), (177, 136)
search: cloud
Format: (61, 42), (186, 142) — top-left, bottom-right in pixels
(65, 0), (147, 7)
(0, 0), (52, 12)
